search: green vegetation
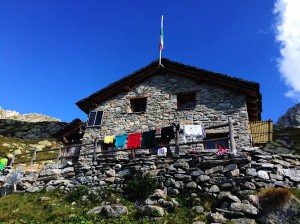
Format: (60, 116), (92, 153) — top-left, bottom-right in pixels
(125, 173), (158, 201)
(0, 136), (61, 165)
(291, 188), (300, 200)
(273, 126), (300, 148)
(0, 186), (212, 224)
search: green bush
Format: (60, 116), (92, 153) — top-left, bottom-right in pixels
(65, 186), (89, 203)
(125, 173), (158, 201)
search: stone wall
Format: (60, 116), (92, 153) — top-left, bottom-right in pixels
(83, 73), (251, 152)
(1, 147), (300, 222)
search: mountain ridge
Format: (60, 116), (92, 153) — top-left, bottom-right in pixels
(0, 107), (61, 123)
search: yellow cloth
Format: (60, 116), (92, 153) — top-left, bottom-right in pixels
(104, 135), (115, 144)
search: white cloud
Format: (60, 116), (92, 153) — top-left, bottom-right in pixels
(274, 0), (300, 101)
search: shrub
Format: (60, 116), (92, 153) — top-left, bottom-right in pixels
(65, 186), (89, 203)
(125, 173), (158, 201)
(291, 188), (300, 200)
(258, 187), (292, 210)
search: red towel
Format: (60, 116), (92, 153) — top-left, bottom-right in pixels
(127, 132), (141, 149)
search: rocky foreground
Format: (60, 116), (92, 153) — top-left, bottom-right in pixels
(1, 145), (300, 223)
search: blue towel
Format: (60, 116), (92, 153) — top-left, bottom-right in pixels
(114, 134), (127, 148)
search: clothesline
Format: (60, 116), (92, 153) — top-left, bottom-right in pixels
(102, 123), (206, 150)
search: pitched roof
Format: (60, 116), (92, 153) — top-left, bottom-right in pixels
(76, 58), (262, 121)
(52, 118), (84, 141)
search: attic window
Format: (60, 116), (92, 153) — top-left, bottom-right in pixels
(87, 111), (103, 127)
(177, 93), (196, 110)
(130, 97), (147, 113)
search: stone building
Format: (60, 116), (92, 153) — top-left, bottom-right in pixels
(76, 59), (262, 154)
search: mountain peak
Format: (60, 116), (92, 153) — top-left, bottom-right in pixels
(276, 103), (300, 128)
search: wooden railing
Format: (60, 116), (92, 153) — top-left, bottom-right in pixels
(9, 119), (237, 166)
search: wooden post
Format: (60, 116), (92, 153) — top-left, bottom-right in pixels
(130, 149), (135, 160)
(56, 145), (62, 163)
(268, 119), (272, 143)
(11, 151), (16, 167)
(31, 149), (37, 166)
(93, 138), (97, 162)
(228, 118), (237, 155)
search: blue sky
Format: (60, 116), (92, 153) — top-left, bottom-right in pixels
(0, 1), (299, 123)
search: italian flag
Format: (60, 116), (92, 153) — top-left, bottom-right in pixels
(160, 15), (164, 51)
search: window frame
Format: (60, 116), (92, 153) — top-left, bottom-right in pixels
(203, 133), (229, 150)
(130, 97), (147, 113)
(86, 110), (103, 127)
(177, 92), (196, 110)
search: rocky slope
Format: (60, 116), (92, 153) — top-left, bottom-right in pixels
(277, 103), (300, 128)
(0, 108), (67, 139)
(0, 108), (68, 159)
(0, 108), (61, 122)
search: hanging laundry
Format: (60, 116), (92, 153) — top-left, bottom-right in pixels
(202, 127), (206, 139)
(157, 147), (167, 157)
(161, 126), (175, 142)
(127, 132), (142, 149)
(183, 125), (203, 142)
(115, 134), (128, 148)
(104, 135), (115, 144)
(141, 130), (156, 149)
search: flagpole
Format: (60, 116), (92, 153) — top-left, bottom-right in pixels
(159, 49), (162, 65)
(159, 15), (164, 66)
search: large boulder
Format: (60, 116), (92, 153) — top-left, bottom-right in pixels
(141, 205), (164, 217)
(230, 202), (258, 215)
(87, 204), (128, 218)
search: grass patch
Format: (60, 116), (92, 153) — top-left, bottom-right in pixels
(0, 187), (212, 224)
(258, 187), (292, 211)
(291, 188), (300, 200)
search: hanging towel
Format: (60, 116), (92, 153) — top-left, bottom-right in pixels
(141, 130), (156, 149)
(161, 126), (175, 142)
(104, 135), (115, 144)
(127, 132), (142, 149)
(115, 134), (128, 148)
(183, 125), (203, 142)
(202, 127), (206, 139)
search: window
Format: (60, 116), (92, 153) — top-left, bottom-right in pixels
(203, 133), (229, 149)
(87, 111), (103, 127)
(177, 93), (196, 110)
(130, 98), (147, 113)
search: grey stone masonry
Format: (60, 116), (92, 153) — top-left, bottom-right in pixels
(2, 147), (300, 222)
(83, 73), (251, 154)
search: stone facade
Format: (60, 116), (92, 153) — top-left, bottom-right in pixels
(83, 73), (251, 151)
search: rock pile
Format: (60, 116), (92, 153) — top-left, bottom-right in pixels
(1, 147), (300, 222)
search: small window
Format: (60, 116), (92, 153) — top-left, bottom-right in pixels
(130, 98), (147, 113)
(177, 93), (196, 110)
(87, 111), (103, 127)
(203, 133), (229, 149)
